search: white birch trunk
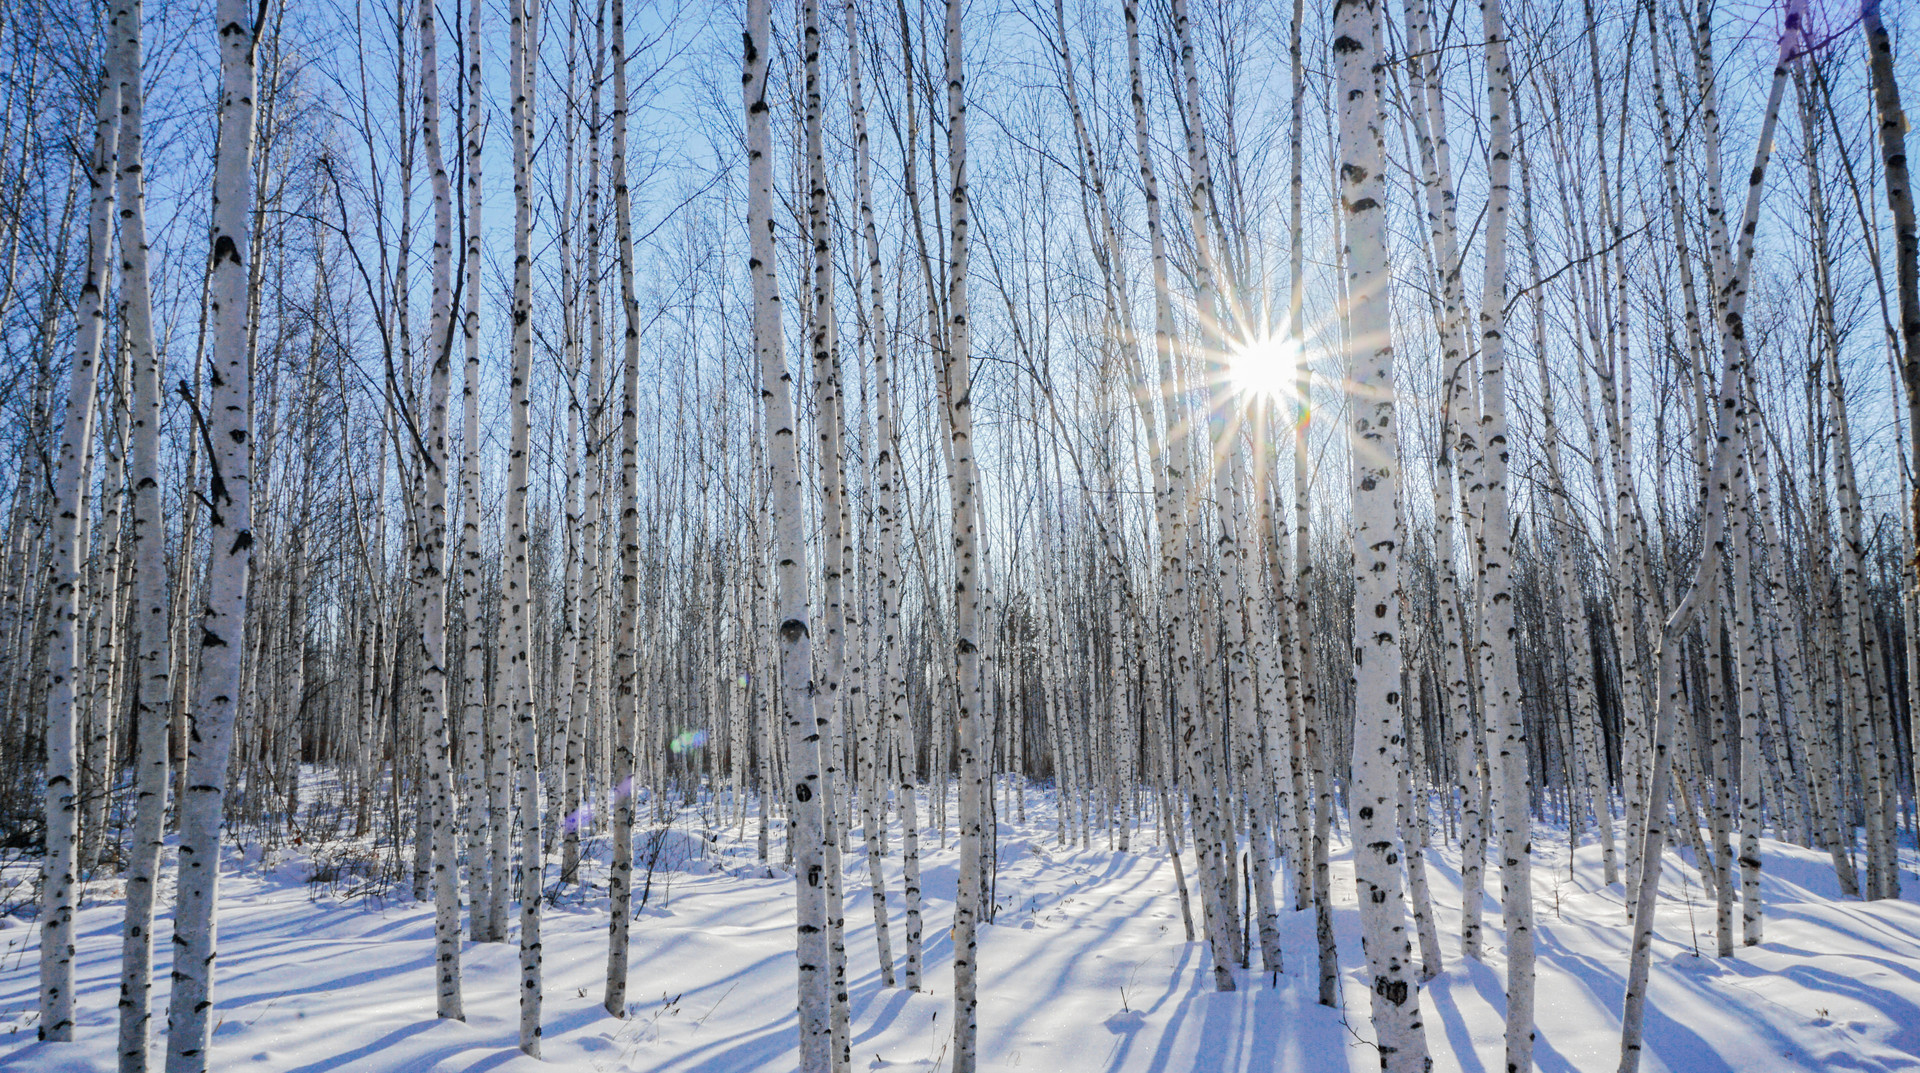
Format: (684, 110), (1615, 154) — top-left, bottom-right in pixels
(1864, 0), (1920, 671)
(605, 0), (643, 1016)
(843, 0), (900, 989)
(164, 0), (256, 1062)
(1784, 70), (1859, 889)
(457, 0), (493, 943)
(39, 50), (119, 1045)
(1473, 3), (1536, 1065)
(417, 0), (463, 1017)
(506, 0), (543, 1050)
(553, 1), (583, 888)
(799, 3), (852, 1060)
(941, 2), (988, 1065)
(1285, 0), (1337, 1001)
(82, 373), (127, 881)
(744, 2), (832, 1066)
(1334, 3), (1428, 1067)
(568, 0), (606, 898)
(113, 0), (174, 1060)
(1402, 0), (1491, 952)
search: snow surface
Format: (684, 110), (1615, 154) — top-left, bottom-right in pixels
(4, 791), (1919, 1072)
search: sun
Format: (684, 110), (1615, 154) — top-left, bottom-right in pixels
(1229, 332), (1301, 402)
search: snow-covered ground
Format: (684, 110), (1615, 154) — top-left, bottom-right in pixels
(4, 791), (1918, 1072)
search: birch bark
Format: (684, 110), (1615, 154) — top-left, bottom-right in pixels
(113, 0), (175, 1059)
(506, 0), (543, 1049)
(941, 1), (989, 1064)
(1334, 2), (1428, 1067)
(606, 0), (644, 1015)
(1863, 0), (1920, 596)
(744, 2), (832, 1066)
(800, 3), (852, 1060)
(844, 0), (902, 988)
(39, 49), (119, 1046)
(417, 0), (463, 1017)
(1473, 2), (1537, 1064)
(164, 0), (257, 1063)
(458, 0), (493, 944)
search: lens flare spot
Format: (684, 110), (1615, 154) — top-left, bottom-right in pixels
(669, 728), (709, 754)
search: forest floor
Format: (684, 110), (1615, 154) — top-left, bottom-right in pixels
(3, 787), (1919, 1072)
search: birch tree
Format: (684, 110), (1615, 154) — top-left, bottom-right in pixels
(459, 0), (499, 945)
(1334, 1), (1429, 1068)
(941, 0), (990, 1065)
(38, 35), (119, 1046)
(164, 0), (259, 1063)
(1473, 0), (1537, 1064)
(506, 0), (543, 1049)
(744, 1), (832, 1066)
(1620, 2), (1803, 1067)
(416, 0), (463, 1018)
(844, 0), (902, 990)
(112, 0), (174, 1061)
(606, 0), (643, 1015)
